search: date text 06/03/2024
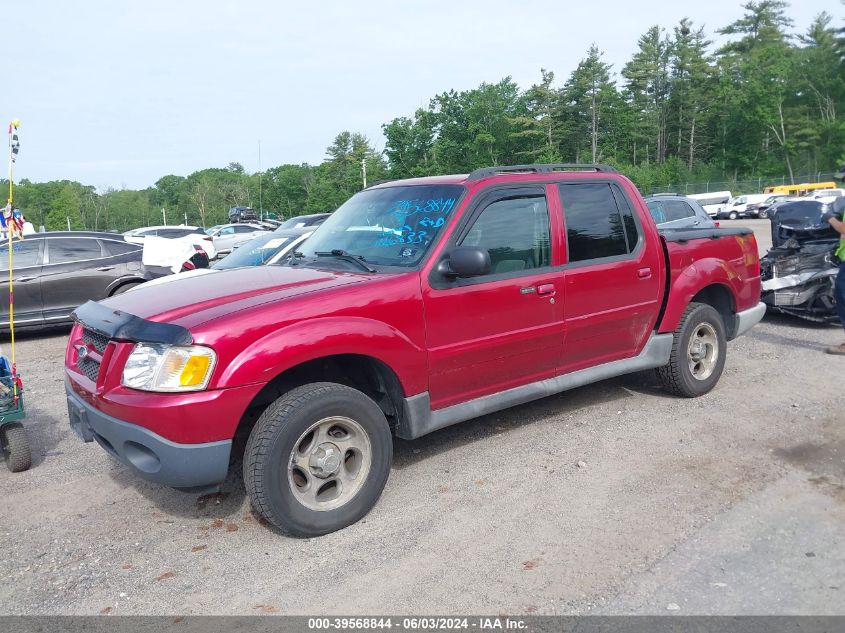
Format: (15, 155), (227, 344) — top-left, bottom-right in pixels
(306, 617), (528, 630)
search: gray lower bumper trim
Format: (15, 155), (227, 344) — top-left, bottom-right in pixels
(398, 333), (674, 440)
(733, 302), (766, 338)
(66, 382), (231, 488)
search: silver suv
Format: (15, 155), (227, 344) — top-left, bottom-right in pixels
(645, 194), (717, 230)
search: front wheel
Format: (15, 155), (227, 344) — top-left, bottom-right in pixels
(728, 211), (738, 220)
(758, 208), (769, 219)
(656, 303), (727, 398)
(244, 382), (392, 536)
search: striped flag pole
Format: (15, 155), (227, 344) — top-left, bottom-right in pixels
(7, 119), (20, 403)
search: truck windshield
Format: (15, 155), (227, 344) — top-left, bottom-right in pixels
(294, 184), (464, 268)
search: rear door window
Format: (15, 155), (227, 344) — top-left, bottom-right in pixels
(47, 238), (103, 264)
(559, 183), (639, 262)
(102, 239), (142, 256)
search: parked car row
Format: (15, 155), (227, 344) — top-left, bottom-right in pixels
(134, 227), (315, 291)
(124, 225), (218, 259)
(0, 232), (150, 330)
(0, 214), (331, 330)
(699, 185), (845, 220)
(204, 223), (269, 257)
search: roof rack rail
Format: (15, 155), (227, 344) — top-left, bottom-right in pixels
(467, 163), (618, 181)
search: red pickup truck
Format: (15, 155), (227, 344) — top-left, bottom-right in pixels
(65, 164), (764, 536)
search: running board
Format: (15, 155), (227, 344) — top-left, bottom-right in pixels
(397, 333), (674, 440)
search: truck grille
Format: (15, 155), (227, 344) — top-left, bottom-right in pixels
(75, 328), (110, 382)
(82, 328), (110, 354)
(78, 357), (101, 382)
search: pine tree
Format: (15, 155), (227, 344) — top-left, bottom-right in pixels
(622, 26), (672, 164)
(561, 45), (616, 163)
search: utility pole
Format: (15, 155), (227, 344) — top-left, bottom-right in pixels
(361, 157), (367, 188)
(184, 211), (188, 225)
(66, 216), (71, 231)
(161, 208), (167, 225)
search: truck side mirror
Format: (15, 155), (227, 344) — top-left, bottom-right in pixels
(440, 246), (492, 278)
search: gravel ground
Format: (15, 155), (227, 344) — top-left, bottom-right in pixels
(0, 220), (842, 615)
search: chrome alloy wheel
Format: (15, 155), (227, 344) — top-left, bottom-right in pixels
(687, 323), (719, 381)
(288, 416), (372, 511)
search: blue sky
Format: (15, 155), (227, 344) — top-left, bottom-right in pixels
(7, 0), (838, 190)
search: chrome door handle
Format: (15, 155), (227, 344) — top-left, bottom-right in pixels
(16, 276), (35, 282)
(97, 266), (114, 271)
(637, 267), (652, 279)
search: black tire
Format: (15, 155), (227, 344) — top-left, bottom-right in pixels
(111, 282), (142, 296)
(728, 211), (738, 220)
(1, 422), (32, 473)
(758, 208), (769, 219)
(244, 382), (392, 536)
(656, 302), (727, 398)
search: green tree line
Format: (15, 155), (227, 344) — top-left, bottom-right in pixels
(7, 1), (845, 232)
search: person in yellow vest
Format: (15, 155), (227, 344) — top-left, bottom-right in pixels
(827, 207), (845, 354)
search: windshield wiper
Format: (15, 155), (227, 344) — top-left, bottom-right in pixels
(314, 250), (376, 273)
(283, 250), (306, 266)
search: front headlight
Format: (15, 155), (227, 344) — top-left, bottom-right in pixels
(122, 343), (216, 392)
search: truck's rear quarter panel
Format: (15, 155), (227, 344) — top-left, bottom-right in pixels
(658, 229), (762, 335)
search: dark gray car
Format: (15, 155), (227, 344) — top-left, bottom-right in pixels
(645, 195), (716, 229)
(0, 231), (152, 330)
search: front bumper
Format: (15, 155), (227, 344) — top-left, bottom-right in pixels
(66, 380), (231, 488)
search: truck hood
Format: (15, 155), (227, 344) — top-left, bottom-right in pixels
(101, 265), (375, 325)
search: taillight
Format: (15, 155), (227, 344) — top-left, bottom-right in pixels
(735, 234), (760, 276)
(714, 221), (721, 228)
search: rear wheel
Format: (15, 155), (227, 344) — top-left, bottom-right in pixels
(1, 422), (32, 472)
(656, 303), (727, 398)
(244, 382), (392, 536)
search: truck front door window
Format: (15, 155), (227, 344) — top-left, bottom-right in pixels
(459, 195), (550, 274)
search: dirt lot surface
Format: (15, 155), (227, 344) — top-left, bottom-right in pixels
(1, 219), (842, 615)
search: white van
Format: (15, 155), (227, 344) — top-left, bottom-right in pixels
(805, 188), (845, 202)
(687, 191), (732, 217)
(717, 193), (770, 220)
